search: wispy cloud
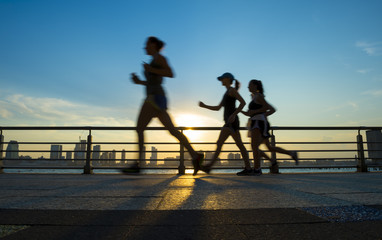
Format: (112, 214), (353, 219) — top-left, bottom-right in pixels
(356, 41), (382, 56)
(347, 101), (359, 110)
(0, 106), (13, 118)
(356, 69), (372, 74)
(361, 89), (382, 97)
(324, 101), (359, 112)
(1, 94), (135, 126)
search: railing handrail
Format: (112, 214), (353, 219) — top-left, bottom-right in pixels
(1, 126), (382, 131)
(1, 125), (382, 174)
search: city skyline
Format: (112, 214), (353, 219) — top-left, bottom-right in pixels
(2, 139), (250, 163)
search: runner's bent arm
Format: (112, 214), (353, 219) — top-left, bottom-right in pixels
(227, 88), (246, 123)
(144, 55), (174, 78)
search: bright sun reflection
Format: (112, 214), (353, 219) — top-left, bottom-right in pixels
(175, 114), (204, 142)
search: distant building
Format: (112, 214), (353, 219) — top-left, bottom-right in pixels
(101, 152), (109, 160)
(121, 149), (126, 160)
(66, 151), (72, 160)
(74, 140), (86, 160)
(5, 140), (19, 160)
(366, 130), (382, 165)
(93, 145), (101, 160)
(150, 146), (158, 165)
(50, 145), (63, 160)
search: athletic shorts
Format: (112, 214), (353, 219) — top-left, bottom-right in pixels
(223, 117), (240, 132)
(250, 119), (270, 139)
(145, 94), (167, 111)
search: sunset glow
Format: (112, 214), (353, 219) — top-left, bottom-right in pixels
(175, 114), (205, 142)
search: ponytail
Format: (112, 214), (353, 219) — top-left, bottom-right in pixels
(234, 79), (240, 91)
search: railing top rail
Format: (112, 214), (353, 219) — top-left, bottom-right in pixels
(0, 126), (381, 131)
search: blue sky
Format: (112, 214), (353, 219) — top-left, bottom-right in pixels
(1, 0), (382, 131)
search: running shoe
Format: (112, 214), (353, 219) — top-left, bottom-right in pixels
(201, 165), (212, 174)
(270, 163), (280, 174)
(252, 168), (262, 176)
(236, 168), (253, 176)
(291, 151), (299, 165)
(121, 163), (140, 174)
(192, 153), (204, 176)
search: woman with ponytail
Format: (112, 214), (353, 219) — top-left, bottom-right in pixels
(198, 72), (252, 175)
(242, 79), (298, 175)
(123, 36), (203, 174)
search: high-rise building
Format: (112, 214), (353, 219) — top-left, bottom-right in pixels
(5, 140), (19, 159)
(93, 145), (101, 160)
(74, 140), (86, 160)
(50, 145), (63, 160)
(101, 152), (109, 160)
(121, 149), (126, 160)
(66, 151), (72, 160)
(150, 146), (158, 165)
(366, 130), (382, 165)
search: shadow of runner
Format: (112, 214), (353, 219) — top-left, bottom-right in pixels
(124, 175), (248, 240)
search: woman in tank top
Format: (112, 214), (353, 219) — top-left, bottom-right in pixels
(242, 79), (298, 175)
(123, 36), (203, 174)
(198, 72), (252, 175)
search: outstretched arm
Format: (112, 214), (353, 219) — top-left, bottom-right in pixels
(199, 100), (223, 111)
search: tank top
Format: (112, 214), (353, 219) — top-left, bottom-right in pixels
(222, 88), (237, 122)
(248, 93), (266, 120)
(144, 59), (165, 96)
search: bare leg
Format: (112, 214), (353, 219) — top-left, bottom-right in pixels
(263, 138), (290, 155)
(230, 130), (251, 170)
(136, 102), (158, 164)
(157, 110), (198, 159)
(204, 127), (231, 168)
(263, 138), (298, 164)
(251, 129), (264, 169)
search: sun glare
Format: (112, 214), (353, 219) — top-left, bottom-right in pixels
(175, 114), (204, 142)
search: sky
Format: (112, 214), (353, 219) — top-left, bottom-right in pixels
(1, 0), (382, 135)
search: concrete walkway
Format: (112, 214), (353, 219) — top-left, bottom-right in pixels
(1, 172), (382, 239)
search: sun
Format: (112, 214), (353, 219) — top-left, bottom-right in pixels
(175, 114), (204, 142)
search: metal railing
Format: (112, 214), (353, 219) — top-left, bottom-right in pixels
(0, 126), (381, 174)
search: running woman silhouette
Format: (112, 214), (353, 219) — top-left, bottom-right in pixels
(241, 79), (298, 175)
(122, 36), (203, 174)
(199, 73), (252, 175)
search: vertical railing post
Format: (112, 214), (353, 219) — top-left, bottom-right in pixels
(270, 130), (277, 165)
(357, 130), (367, 172)
(178, 129), (185, 175)
(0, 131), (4, 174)
(84, 129), (93, 174)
